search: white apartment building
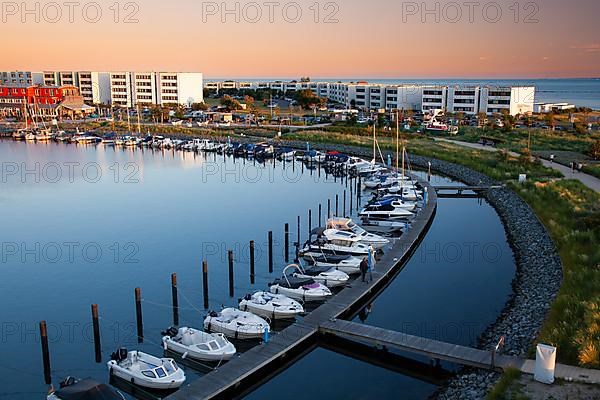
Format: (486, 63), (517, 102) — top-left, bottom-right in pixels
(2, 70), (203, 107)
(203, 80), (535, 115)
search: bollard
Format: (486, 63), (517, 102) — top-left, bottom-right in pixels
(39, 321), (51, 384)
(268, 231), (273, 273)
(284, 224), (289, 263)
(249, 241), (255, 284)
(203, 260), (210, 309)
(91, 304), (101, 363)
(135, 288), (143, 343)
(228, 250), (234, 297)
(171, 273), (179, 326)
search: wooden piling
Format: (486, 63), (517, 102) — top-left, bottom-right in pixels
(228, 250), (234, 297)
(318, 204), (322, 227)
(336, 194), (339, 216)
(91, 304), (101, 363)
(297, 215), (301, 245)
(203, 260), (210, 309)
(327, 199), (331, 218)
(284, 224), (289, 262)
(171, 273), (179, 326)
(39, 321), (51, 384)
(249, 241), (255, 284)
(268, 231), (273, 273)
(308, 209), (312, 236)
(135, 288), (143, 343)
(343, 189), (347, 217)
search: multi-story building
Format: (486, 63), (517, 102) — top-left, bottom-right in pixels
(2, 70), (203, 107)
(0, 84), (90, 118)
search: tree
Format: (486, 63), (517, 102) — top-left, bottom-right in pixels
(191, 102), (209, 111)
(294, 89), (325, 110)
(220, 95), (242, 111)
(243, 95), (255, 110)
(589, 140), (600, 160)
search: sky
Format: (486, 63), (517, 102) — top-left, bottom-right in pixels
(1, 0), (599, 79)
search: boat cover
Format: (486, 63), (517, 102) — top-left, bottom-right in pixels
(274, 276), (314, 289)
(54, 379), (122, 400)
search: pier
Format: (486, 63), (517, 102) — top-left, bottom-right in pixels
(168, 176), (439, 399)
(433, 185), (503, 198)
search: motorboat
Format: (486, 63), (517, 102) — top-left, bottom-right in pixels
(371, 194), (418, 211)
(277, 147), (296, 161)
(239, 291), (304, 320)
(12, 129), (28, 140)
(161, 326), (236, 362)
(300, 228), (372, 257)
(269, 264), (332, 302)
(302, 253), (362, 275)
(293, 264), (349, 288)
(107, 348), (186, 390)
(254, 142), (275, 158)
(360, 198), (414, 220)
(360, 218), (407, 235)
(303, 150), (326, 163)
(364, 174), (411, 189)
(47, 377), (125, 400)
(326, 217), (390, 249)
(204, 308), (269, 340)
(378, 185), (422, 201)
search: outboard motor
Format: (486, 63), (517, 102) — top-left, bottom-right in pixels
(244, 294), (252, 301)
(209, 311), (219, 318)
(111, 347), (128, 362)
(161, 326), (178, 337)
(59, 376), (76, 388)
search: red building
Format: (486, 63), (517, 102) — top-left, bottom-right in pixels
(0, 84), (90, 118)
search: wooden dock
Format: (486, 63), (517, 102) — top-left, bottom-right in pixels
(319, 320), (524, 371)
(167, 177), (439, 399)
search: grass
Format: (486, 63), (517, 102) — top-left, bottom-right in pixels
(513, 180), (600, 368)
(583, 165), (600, 179)
(487, 368), (527, 400)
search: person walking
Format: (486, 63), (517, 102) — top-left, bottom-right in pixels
(360, 257), (369, 283)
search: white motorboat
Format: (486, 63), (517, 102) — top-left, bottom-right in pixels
(300, 228), (371, 257)
(269, 264), (332, 302)
(378, 185), (422, 201)
(107, 348), (185, 390)
(47, 377), (125, 400)
(303, 253), (362, 275)
(293, 264), (349, 288)
(346, 157), (372, 173)
(204, 308), (270, 340)
(327, 217), (390, 249)
(364, 174), (411, 189)
(360, 218), (407, 235)
(162, 326), (236, 362)
(360, 199), (414, 220)
(239, 291), (304, 320)
(373, 195), (418, 211)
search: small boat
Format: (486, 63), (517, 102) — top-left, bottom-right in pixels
(360, 199), (414, 220)
(239, 291), (304, 320)
(327, 217), (390, 249)
(378, 185), (422, 201)
(303, 253), (362, 275)
(293, 264), (349, 288)
(300, 228), (372, 257)
(47, 377), (125, 400)
(204, 308), (269, 340)
(12, 129), (28, 140)
(360, 218), (406, 235)
(372, 194), (418, 211)
(107, 348), (186, 390)
(269, 264), (332, 302)
(162, 326), (236, 362)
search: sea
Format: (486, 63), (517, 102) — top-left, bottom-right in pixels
(205, 78), (600, 110)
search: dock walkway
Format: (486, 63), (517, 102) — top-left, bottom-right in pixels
(167, 177), (439, 399)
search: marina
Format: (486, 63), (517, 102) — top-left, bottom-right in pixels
(0, 136), (516, 399)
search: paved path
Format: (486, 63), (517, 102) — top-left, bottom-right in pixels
(520, 360), (600, 384)
(434, 138), (600, 193)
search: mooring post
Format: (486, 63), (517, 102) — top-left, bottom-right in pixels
(268, 231), (273, 273)
(297, 215), (301, 245)
(327, 199), (331, 218)
(249, 241), (255, 284)
(202, 260), (210, 309)
(39, 321), (51, 384)
(350, 183), (353, 214)
(343, 189), (347, 217)
(308, 209), (312, 236)
(335, 194), (339, 216)
(284, 223), (289, 262)
(135, 288), (143, 343)
(91, 304), (101, 363)
(318, 204), (322, 227)
(171, 273), (179, 326)
(228, 250), (234, 297)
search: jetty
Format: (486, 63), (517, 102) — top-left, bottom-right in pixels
(168, 177), (438, 399)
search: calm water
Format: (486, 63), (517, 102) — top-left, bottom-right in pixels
(207, 77), (600, 109)
(0, 142), (515, 399)
(246, 172), (516, 399)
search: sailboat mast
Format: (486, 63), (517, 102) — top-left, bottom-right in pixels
(396, 110), (399, 171)
(127, 106), (131, 133)
(23, 97), (28, 130)
(372, 121), (376, 163)
(137, 105), (141, 134)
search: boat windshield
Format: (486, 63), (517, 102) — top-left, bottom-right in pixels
(155, 367), (167, 378)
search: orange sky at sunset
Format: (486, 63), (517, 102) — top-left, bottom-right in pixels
(1, 0), (599, 78)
